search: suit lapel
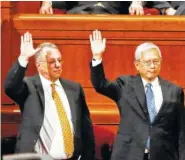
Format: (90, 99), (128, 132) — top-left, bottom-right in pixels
(33, 76), (76, 133)
(153, 77), (171, 123)
(126, 75), (149, 121)
(33, 75), (45, 112)
(126, 75), (171, 123)
(159, 77), (171, 108)
(133, 75), (150, 121)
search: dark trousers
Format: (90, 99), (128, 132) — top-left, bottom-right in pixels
(143, 153), (149, 160)
(68, 6), (112, 14)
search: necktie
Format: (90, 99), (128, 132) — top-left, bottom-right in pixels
(51, 83), (74, 157)
(145, 83), (157, 150)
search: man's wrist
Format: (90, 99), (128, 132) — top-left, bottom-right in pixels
(92, 56), (102, 61)
(18, 55), (29, 67)
(92, 58), (102, 67)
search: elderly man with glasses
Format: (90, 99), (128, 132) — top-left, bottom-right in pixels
(89, 30), (185, 160)
(4, 32), (95, 160)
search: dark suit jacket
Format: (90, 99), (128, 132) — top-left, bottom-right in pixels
(52, 1), (131, 14)
(90, 62), (185, 160)
(145, 1), (185, 15)
(4, 61), (95, 160)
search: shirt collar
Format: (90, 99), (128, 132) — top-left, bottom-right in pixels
(39, 74), (61, 88)
(141, 76), (159, 88)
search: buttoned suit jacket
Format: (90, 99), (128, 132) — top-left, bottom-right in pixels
(90, 63), (185, 160)
(4, 61), (95, 160)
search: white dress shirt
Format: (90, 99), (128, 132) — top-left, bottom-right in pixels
(142, 77), (163, 153)
(18, 57), (74, 160)
(141, 77), (163, 113)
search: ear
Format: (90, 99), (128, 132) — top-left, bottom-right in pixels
(36, 61), (40, 68)
(134, 61), (139, 71)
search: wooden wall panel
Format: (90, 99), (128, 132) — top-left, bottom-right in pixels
(10, 32), (185, 87)
(1, 13), (185, 138)
(1, 2), (14, 104)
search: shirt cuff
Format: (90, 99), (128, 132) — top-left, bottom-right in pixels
(92, 59), (102, 67)
(18, 56), (29, 68)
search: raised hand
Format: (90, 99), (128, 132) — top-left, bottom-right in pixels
(165, 8), (176, 15)
(39, 1), (53, 14)
(20, 32), (40, 61)
(89, 30), (106, 60)
(129, 1), (144, 15)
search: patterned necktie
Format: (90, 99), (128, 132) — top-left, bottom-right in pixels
(145, 83), (157, 150)
(51, 83), (74, 157)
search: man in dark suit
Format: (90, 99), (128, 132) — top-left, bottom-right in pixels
(89, 30), (185, 160)
(4, 32), (95, 160)
(39, 1), (144, 15)
(145, 1), (185, 15)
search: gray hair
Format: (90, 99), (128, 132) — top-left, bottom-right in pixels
(35, 42), (59, 61)
(135, 42), (162, 60)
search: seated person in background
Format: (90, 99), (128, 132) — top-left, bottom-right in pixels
(145, 1), (185, 15)
(4, 32), (95, 160)
(40, 1), (144, 15)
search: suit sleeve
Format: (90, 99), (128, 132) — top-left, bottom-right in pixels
(90, 62), (122, 102)
(178, 89), (185, 160)
(4, 61), (29, 111)
(52, 1), (67, 10)
(52, 1), (77, 10)
(79, 85), (95, 160)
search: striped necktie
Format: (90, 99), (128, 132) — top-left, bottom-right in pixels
(145, 83), (157, 150)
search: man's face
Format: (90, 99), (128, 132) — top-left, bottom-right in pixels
(134, 48), (162, 82)
(37, 49), (63, 81)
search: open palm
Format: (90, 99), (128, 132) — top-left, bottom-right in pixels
(89, 30), (106, 60)
(20, 32), (40, 59)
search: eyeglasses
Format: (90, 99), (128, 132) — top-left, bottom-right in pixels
(38, 60), (64, 66)
(47, 59), (64, 66)
(138, 59), (161, 67)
